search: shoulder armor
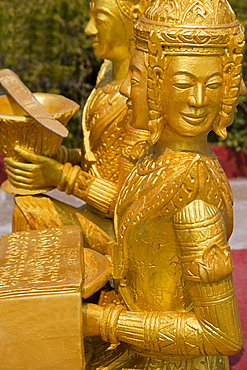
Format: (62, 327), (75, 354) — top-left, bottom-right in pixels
(174, 200), (233, 283)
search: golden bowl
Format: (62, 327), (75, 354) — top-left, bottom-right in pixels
(0, 92), (80, 194)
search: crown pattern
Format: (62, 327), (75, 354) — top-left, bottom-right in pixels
(134, 0), (244, 54)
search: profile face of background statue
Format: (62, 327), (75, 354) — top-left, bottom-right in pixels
(85, 0), (132, 62)
(120, 48), (149, 130)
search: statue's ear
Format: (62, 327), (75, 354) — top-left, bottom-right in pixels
(153, 66), (163, 96)
(132, 5), (141, 21)
(132, 0), (149, 21)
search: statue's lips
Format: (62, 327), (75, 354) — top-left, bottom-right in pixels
(180, 112), (208, 125)
(126, 98), (132, 112)
(92, 40), (99, 47)
(126, 99), (132, 108)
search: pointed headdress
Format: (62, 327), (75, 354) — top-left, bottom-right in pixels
(134, 0), (244, 55)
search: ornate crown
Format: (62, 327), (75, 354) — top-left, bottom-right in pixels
(117, 0), (153, 21)
(134, 0), (244, 54)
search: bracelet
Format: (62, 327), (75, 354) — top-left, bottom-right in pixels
(57, 163), (81, 194)
(57, 162), (72, 192)
(100, 304), (125, 343)
(65, 165), (81, 195)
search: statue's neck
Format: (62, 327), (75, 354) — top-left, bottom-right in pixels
(153, 128), (213, 159)
(112, 56), (130, 81)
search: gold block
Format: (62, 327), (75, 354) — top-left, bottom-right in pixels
(0, 226), (84, 370)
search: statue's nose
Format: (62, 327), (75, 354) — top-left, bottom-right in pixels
(84, 18), (97, 36)
(120, 72), (131, 99)
(187, 84), (208, 107)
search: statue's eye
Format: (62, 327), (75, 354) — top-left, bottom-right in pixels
(173, 82), (193, 89)
(95, 18), (105, 25)
(95, 13), (107, 24)
(131, 77), (140, 86)
(206, 82), (222, 89)
(206, 75), (222, 89)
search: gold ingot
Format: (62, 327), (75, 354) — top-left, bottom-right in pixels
(0, 225), (112, 369)
(0, 226), (84, 369)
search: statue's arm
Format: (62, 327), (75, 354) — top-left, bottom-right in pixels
(49, 161), (118, 216)
(96, 200), (242, 357)
(71, 172), (118, 216)
(5, 146), (118, 216)
(62, 123), (151, 215)
(52, 145), (81, 166)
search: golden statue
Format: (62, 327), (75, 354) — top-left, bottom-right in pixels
(3, 0), (151, 256)
(81, 0), (244, 368)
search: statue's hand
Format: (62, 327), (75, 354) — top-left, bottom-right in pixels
(82, 303), (103, 337)
(4, 146), (63, 190)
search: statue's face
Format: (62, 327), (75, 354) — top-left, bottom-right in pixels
(162, 55), (223, 137)
(85, 0), (131, 61)
(120, 49), (149, 129)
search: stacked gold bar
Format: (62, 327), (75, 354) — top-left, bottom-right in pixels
(0, 226), (84, 370)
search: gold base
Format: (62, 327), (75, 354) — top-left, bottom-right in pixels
(83, 248), (111, 299)
(1, 179), (53, 195)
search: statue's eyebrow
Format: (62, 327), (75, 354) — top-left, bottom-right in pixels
(92, 7), (115, 17)
(172, 71), (223, 80)
(130, 64), (142, 74)
(206, 72), (223, 81)
(172, 71), (195, 79)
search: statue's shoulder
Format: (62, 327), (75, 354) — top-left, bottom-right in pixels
(174, 198), (234, 283)
(117, 149), (232, 231)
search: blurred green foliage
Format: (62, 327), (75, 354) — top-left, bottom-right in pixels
(0, 0), (246, 150)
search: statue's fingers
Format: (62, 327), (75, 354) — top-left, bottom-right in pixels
(14, 147), (40, 163)
(6, 169), (33, 185)
(4, 158), (36, 171)
(6, 178), (33, 189)
(4, 165), (34, 178)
